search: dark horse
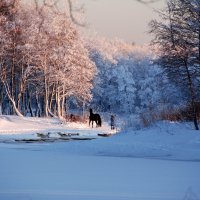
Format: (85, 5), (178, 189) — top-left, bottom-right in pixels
(89, 109), (102, 128)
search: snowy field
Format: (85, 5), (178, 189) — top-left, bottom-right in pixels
(0, 116), (200, 200)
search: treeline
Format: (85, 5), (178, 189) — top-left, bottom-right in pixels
(0, 0), (96, 118)
(0, 0), (199, 130)
(87, 37), (181, 117)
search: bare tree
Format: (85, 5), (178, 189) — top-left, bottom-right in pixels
(150, 0), (200, 130)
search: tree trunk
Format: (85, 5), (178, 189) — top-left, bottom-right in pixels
(21, 92), (26, 115)
(0, 83), (3, 115)
(44, 54), (49, 117)
(27, 89), (33, 117)
(3, 80), (23, 117)
(11, 98), (24, 117)
(61, 84), (66, 117)
(56, 88), (61, 118)
(49, 83), (55, 113)
(35, 93), (41, 117)
(17, 65), (25, 112)
(184, 60), (199, 130)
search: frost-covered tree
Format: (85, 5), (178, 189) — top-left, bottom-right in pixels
(0, 0), (24, 116)
(86, 37), (180, 116)
(26, 2), (96, 117)
(85, 38), (136, 113)
(0, 0), (96, 118)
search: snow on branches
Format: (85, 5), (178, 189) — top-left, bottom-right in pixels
(0, 0), (96, 117)
(86, 36), (181, 115)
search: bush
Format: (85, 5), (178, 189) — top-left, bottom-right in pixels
(140, 102), (200, 127)
(65, 114), (88, 123)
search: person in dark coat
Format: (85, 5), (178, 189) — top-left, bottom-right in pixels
(111, 115), (115, 130)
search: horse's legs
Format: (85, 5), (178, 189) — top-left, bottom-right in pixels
(96, 119), (98, 127)
(89, 119), (94, 128)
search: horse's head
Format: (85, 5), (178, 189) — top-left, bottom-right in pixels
(89, 108), (93, 113)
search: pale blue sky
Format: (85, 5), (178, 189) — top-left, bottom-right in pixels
(79, 0), (165, 45)
(29, 0), (165, 44)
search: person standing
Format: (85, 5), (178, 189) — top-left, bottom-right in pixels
(111, 115), (115, 130)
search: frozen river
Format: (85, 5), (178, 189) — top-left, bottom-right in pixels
(0, 141), (199, 200)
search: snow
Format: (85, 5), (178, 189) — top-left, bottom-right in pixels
(0, 115), (115, 141)
(0, 116), (200, 200)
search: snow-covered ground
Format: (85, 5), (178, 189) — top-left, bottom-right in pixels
(0, 116), (200, 200)
(0, 115), (115, 141)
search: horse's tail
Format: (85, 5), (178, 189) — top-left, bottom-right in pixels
(98, 115), (102, 127)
